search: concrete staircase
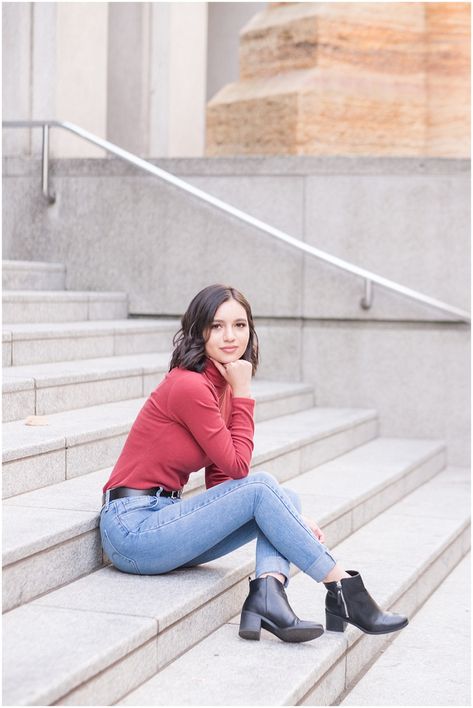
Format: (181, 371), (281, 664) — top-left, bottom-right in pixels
(2, 260), (470, 706)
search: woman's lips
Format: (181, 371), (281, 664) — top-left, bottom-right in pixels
(221, 347), (238, 352)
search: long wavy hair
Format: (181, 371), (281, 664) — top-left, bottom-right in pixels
(169, 284), (259, 375)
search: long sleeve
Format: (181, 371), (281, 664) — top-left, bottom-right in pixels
(205, 464), (235, 489)
(168, 376), (255, 482)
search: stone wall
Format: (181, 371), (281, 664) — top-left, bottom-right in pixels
(3, 155), (470, 463)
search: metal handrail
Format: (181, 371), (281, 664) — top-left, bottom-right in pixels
(3, 119), (470, 323)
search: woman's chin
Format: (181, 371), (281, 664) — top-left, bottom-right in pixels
(215, 353), (241, 364)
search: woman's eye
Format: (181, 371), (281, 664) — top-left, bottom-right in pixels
(211, 323), (247, 329)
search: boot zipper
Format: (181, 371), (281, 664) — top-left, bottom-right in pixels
(336, 580), (349, 617)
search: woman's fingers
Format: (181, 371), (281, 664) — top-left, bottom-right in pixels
(302, 514), (325, 543)
(208, 357), (228, 377)
(209, 357), (252, 393)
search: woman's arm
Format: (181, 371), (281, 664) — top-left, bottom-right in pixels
(168, 375), (255, 480)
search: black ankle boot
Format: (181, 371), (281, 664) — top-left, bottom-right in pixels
(324, 570), (409, 635)
(239, 576), (324, 643)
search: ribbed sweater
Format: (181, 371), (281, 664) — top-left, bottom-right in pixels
(103, 357), (255, 492)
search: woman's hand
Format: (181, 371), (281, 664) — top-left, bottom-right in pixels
(301, 514), (326, 543)
(209, 357), (253, 397)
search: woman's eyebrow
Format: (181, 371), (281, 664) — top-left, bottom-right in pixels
(212, 318), (248, 323)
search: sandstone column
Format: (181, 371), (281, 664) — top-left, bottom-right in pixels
(206, 2), (470, 157)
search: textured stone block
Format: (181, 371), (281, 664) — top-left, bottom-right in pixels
(3, 331), (12, 367)
(2, 379), (36, 422)
(3, 295), (89, 324)
(66, 432), (128, 479)
(156, 574), (249, 669)
(33, 546), (254, 630)
(2, 604), (156, 706)
(299, 416), (378, 471)
(35, 374), (144, 415)
(13, 331), (115, 365)
(3, 291), (128, 324)
(122, 605), (346, 706)
(2, 504), (98, 565)
(300, 656), (346, 706)
(3, 528), (102, 612)
(240, 3), (426, 80)
(142, 372), (164, 394)
(2, 448), (66, 498)
(255, 389), (314, 422)
(114, 327), (176, 356)
(59, 638), (158, 706)
(88, 294), (128, 320)
(255, 407), (377, 462)
(2, 259), (66, 290)
(253, 447), (302, 484)
(4, 466), (109, 513)
(6, 319), (175, 366)
(207, 2), (469, 158)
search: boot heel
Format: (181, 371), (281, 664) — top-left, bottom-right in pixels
(326, 611), (347, 632)
(239, 611), (262, 640)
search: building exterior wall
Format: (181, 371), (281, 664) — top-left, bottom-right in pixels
(54, 2), (108, 157)
(3, 0), (259, 158)
(3, 2), (33, 155)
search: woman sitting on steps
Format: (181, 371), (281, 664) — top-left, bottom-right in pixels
(100, 283), (408, 642)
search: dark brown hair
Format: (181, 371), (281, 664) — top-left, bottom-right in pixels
(169, 284), (259, 375)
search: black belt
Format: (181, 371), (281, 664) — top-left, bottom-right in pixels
(103, 486), (182, 506)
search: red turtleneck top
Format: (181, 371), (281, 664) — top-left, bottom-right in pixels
(103, 357), (255, 493)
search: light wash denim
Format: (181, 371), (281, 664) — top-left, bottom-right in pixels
(100, 471), (337, 586)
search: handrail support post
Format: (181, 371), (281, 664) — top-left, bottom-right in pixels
(360, 278), (373, 310)
(41, 124), (56, 204)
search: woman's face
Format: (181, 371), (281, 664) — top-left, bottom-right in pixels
(204, 298), (250, 364)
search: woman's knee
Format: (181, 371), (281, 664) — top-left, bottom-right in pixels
(250, 472), (301, 511)
(250, 470), (278, 487)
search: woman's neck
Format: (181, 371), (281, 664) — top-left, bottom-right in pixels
(203, 356), (228, 391)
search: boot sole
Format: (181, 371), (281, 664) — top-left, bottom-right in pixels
(326, 610), (409, 635)
(239, 611), (324, 643)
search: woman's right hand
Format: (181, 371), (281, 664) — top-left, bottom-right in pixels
(209, 357), (253, 398)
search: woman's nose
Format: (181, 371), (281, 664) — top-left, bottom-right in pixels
(223, 328), (235, 341)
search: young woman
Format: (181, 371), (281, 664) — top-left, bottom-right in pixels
(100, 284), (408, 643)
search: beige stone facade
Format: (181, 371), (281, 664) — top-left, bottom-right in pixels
(206, 2), (470, 157)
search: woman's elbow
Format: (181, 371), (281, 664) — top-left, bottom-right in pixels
(232, 462), (250, 479)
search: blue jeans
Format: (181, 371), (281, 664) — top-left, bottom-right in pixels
(99, 471), (337, 586)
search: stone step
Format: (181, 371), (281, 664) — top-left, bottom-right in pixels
(2, 290), (129, 324)
(2, 260), (66, 291)
(339, 552), (470, 706)
(3, 464), (467, 707)
(2, 318), (181, 367)
(2, 406), (387, 612)
(2, 357), (315, 422)
(2, 402), (376, 499)
(2, 351), (169, 421)
(118, 466), (470, 707)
